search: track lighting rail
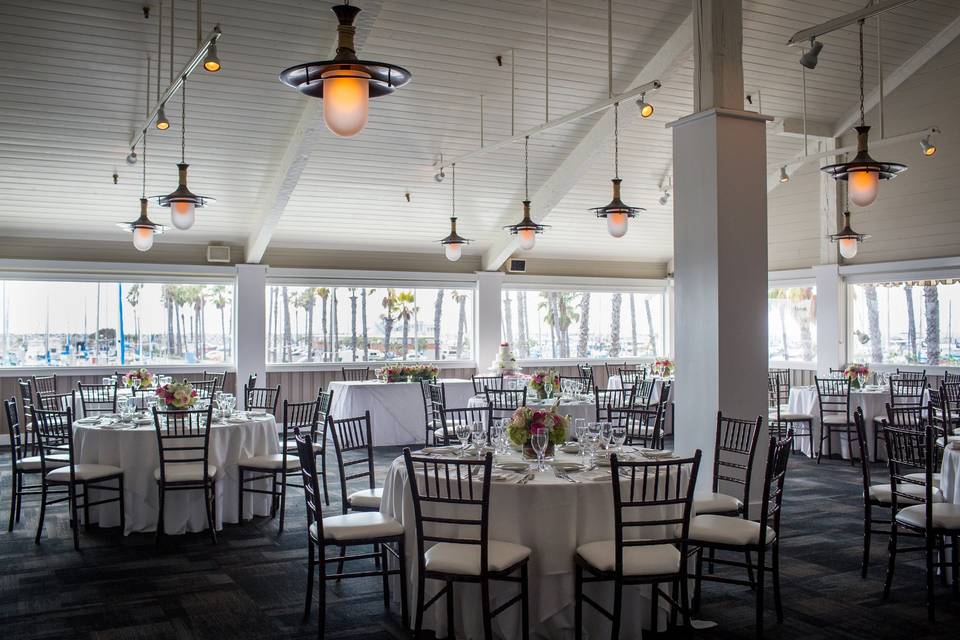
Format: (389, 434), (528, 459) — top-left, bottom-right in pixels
(786, 0), (917, 46)
(768, 126), (938, 173)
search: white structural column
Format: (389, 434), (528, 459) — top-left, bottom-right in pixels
(671, 0), (769, 493)
(813, 264), (844, 376)
(474, 271), (505, 374)
(235, 264), (267, 407)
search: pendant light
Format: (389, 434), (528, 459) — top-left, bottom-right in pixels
(588, 102), (644, 238)
(118, 131), (167, 251)
(821, 19), (905, 207)
(155, 78), (213, 230)
(504, 136), (549, 250)
(829, 210), (869, 259)
(438, 164), (472, 262)
(279, 3), (411, 137)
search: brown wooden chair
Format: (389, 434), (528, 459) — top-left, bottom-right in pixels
(186, 378), (218, 403)
(606, 403), (665, 449)
(403, 448), (530, 640)
(17, 378), (37, 454)
(35, 390), (75, 413)
(202, 370), (226, 394)
(484, 388), (526, 428)
(815, 376), (856, 464)
(32, 374), (57, 396)
(426, 381), (451, 444)
(575, 450), (701, 637)
(873, 374), (928, 461)
(768, 371), (814, 454)
(77, 381), (119, 417)
(244, 384), (281, 414)
(472, 374), (504, 395)
(559, 374), (595, 395)
(593, 387), (636, 423)
(694, 412), (762, 519)
(340, 366), (371, 381)
(603, 362), (628, 379)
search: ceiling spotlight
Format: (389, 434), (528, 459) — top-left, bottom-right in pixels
(636, 93), (653, 118)
(799, 39), (823, 70)
(658, 192), (671, 206)
(155, 103), (170, 130)
(434, 168), (445, 183)
(126, 150), (138, 165)
(779, 166), (790, 183)
(920, 134), (937, 157)
(203, 41), (222, 72)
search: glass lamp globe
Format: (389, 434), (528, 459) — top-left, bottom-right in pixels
(444, 242), (462, 262)
(848, 170), (879, 207)
(322, 69), (370, 137)
(607, 213), (629, 238)
(517, 229), (536, 250)
(132, 227), (155, 252)
(170, 201), (196, 230)
(838, 237), (859, 259)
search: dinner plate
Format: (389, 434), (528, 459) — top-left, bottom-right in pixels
(496, 461), (530, 473)
(640, 449), (675, 459)
(561, 443), (581, 454)
(248, 411), (270, 419)
(552, 461), (584, 473)
(76, 416), (101, 425)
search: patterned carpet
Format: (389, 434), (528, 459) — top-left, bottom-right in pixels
(1, 446), (958, 640)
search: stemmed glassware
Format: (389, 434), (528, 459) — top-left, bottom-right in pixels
(574, 418), (588, 466)
(531, 430), (548, 472)
(582, 433), (600, 470)
(600, 421), (613, 450)
(470, 421), (486, 454)
(455, 422), (471, 457)
(544, 381), (554, 400)
(489, 421), (504, 455)
(611, 425), (627, 454)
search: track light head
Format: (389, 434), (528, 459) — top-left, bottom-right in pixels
(799, 39), (823, 70)
(920, 134), (937, 157)
(434, 168), (445, 183)
(636, 93), (653, 118)
(126, 150), (138, 165)
(779, 166), (790, 183)
(203, 42), (222, 72)
(155, 103), (170, 130)
(658, 192), (671, 206)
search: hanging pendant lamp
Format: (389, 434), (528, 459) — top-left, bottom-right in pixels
(504, 137), (549, 250)
(589, 102), (644, 238)
(438, 164), (472, 262)
(821, 20), (905, 207)
(829, 210), (870, 259)
(279, 3), (411, 137)
(155, 78), (213, 230)
(118, 131), (167, 252)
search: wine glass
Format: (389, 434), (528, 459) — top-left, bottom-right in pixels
(470, 420), (486, 454)
(489, 422), (504, 455)
(544, 381), (554, 399)
(583, 433), (600, 470)
(574, 418), (588, 465)
(600, 421), (613, 450)
(455, 422), (471, 457)
(531, 430), (548, 472)
(611, 425), (627, 454)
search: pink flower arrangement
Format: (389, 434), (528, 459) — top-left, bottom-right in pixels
(528, 369), (560, 397)
(653, 357), (674, 377)
(122, 367), (154, 388)
(506, 406), (568, 447)
(843, 363), (870, 388)
(376, 364), (439, 383)
(155, 380), (198, 410)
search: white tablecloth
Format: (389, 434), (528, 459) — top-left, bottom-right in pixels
(381, 450), (688, 639)
(73, 414), (279, 534)
(467, 395), (594, 436)
(328, 379), (475, 446)
(939, 443), (960, 504)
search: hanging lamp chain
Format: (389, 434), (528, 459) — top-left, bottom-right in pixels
(524, 136), (529, 200)
(613, 102), (620, 180)
(181, 76), (187, 163)
(858, 19), (865, 127)
(452, 163), (456, 217)
(142, 129), (147, 199)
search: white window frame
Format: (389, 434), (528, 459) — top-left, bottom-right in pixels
(767, 268), (818, 371)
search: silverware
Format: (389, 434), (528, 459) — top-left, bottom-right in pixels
(516, 472), (535, 485)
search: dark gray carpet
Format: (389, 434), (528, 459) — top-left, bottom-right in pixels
(1, 447), (958, 639)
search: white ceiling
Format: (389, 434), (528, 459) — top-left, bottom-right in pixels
(0, 0), (957, 265)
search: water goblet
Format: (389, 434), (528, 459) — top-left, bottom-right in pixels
(583, 433), (600, 470)
(470, 420), (486, 454)
(544, 382), (554, 399)
(600, 421), (613, 450)
(574, 418), (588, 464)
(611, 425), (627, 454)
(455, 422), (471, 457)
(531, 430), (548, 472)
(489, 423), (504, 455)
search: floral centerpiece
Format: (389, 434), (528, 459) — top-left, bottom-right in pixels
(155, 380), (198, 410)
(122, 367), (154, 388)
(506, 406), (569, 459)
(843, 363), (870, 389)
(376, 363), (440, 383)
(528, 369), (560, 400)
(652, 357), (674, 377)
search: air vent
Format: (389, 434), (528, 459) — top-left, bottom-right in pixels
(508, 259), (526, 273)
(206, 245), (231, 263)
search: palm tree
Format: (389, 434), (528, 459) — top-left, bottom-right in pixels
(924, 284), (940, 364)
(629, 293), (638, 356)
(382, 289), (399, 358)
(315, 288), (330, 361)
(538, 293), (559, 357)
(905, 284), (918, 361)
(864, 284), (883, 363)
(451, 290), (469, 358)
(539, 292), (578, 358)
(395, 291), (417, 359)
(349, 288), (358, 362)
(433, 289), (445, 359)
(281, 286), (292, 363)
(517, 291), (529, 358)
(644, 298), (658, 355)
(502, 293), (514, 349)
(126, 284), (142, 359)
(362, 288), (372, 360)
(609, 293), (622, 357)
(331, 289), (340, 361)
(161, 285), (176, 357)
(577, 293), (591, 357)
(270, 287), (279, 361)
(210, 285), (230, 359)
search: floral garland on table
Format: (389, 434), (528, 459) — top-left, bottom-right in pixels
(376, 364), (440, 383)
(652, 357), (674, 377)
(122, 367), (154, 388)
(155, 380), (198, 410)
(528, 369), (560, 399)
(843, 363), (870, 388)
(506, 406), (569, 451)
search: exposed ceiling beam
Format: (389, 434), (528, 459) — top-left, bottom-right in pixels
(771, 117), (833, 139)
(245, 1), (383, 264)
(481, 12), (694, 272)
(833, 13), (960, 136)
(786, 0), (919, 46)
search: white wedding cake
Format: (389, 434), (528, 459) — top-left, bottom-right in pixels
(492, 342), (519, 373)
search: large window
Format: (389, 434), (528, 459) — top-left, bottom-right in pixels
(265, 285), (474, 363)
(768, 285), (817, 362)
(849, 279), (960, 366)
(500, 289), (665, 360)
(0, 280), (234, 367)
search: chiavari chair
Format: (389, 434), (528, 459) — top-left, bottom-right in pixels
(873, 374), (928, 461)
(202, 370), (226, 394)
(882, 424), (960, 621)
(239, 398), (316, 534)
(694, 412), (763, 519)
(301, 389), (334, 506)
(558, 375), (594, 396)
(420, 379), (441, 446)
(152, 405), (217, 548)
(34, 406), (124, 550)
(17, 378), (36, 454)
(943, 381), (960, 429)
(895, 368), (927, 382)
(32, 374), (57, 396)
(402, 448), (530, 640)
(618, 367), (645, 388)
(340, 366), (371, 381)
(247, 373), (257, 390)
(576, 450), (701, 637)
(426, 381), (451, 444)
(577, 364), (595, 387)
(186, 379), (218, 403)
(815, 376), (856, 464)
(484, 388), (527, 428)
(603, 362), (628, 381)
(632, 378), (656, 409)
(593, 386), (636, 423)
(472, 374), (504, 395)
(244, 384), (281, 415)
(442, 406), (490, 443)
(690, 432), (794, 638)
(77, 381), (119, 417)
(767, 371), (814, 454)
(296, 429), (406, 638)
(606, 403), (664, 449)
(35, 390), (75, 413)
(944, 371), (960, 385)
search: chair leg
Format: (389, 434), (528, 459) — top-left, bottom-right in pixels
(270, 473), (278, 519)
(156, 485), (166, 551)
(772, 543), (783, 624)
(480, 577), (493, 640)
(304, 540), (315, 621)
(520, 562), (530, 640)
(413, 563), (426, 638)
(398, 540), (409, 629)
(611, 579), (623, 640)
(205, 480), (218, 545)
(680, 564), (692, 630)
(118, 475), (126, 537)
(7, 472), (17, 532)
(862, 505), (872, 579)
(445, 580), (455, 640)
(381, 544), (391, 613)
(952, 535), (959, 599)
(745, 551), (755, 589)
(707, 547), (715, 574)
(34, 483), (47, 544)
(82, 482), (91, 532)
(237, 468), (245, 524)
(574, 564), (583, 640)
(69, 483), (80, 551)
(320, 451), (330, 506)
(649, 580), (658, 635)
(755, 549), (765, 639)
(926, 531), (936, 622)
(938, 535), (948, 587)
(693, 548), (703, 613)
(883, 524), (898, 599)
(15, 472), (23, 524)
(318, 548), (327, 640)
(278, 470), (288, 535)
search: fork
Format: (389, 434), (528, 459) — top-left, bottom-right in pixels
(516, 472), (535, 485)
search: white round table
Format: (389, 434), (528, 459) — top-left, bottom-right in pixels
(937, 442), (960, 503)
(73, 413), (279, 534)
(380, 449), (688, 639)
(328, 379), (475, 446)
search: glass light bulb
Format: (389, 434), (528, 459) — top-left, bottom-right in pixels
(924, 144), (936, 157)
(606, 212), (629, 238)
(444, 242), (462, 262)
(322, 69), (370, 137)
(517, 228), (536, 250)
(640, 103), (653, 118)
(838, 237), (859, 259)
(170, 201), (196, 230)
(132, 227), (155, 252)
(848, 170), (879, 207)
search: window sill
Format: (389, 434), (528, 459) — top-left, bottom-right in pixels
(266, 360), (477, 374)
(0, 364), (233, 378)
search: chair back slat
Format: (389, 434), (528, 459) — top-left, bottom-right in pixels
(558, 375), (595, 394)
(340, 367), (371, 382)
(32, 374), (57, 396)
(312, 389), (334, 445)
(4, 397), (27, 470)
(441, 407), (488, 441)
(594, 387), (636, 422)
(711, 412), (762, 518)
(758, 432), (794, 541)
(618, 367), (646, 387)
(472, 375), (504, 394)
(186, 379), (218, 401)
(607, 404), (664, 449)
(889, 375), (927, 407)
(816, 376), (851, 422)
(152, 406), (214, 482)
(484, 388), (526, 423)
(244, 384), (281, 414)
(895, 369), (927, 382)
(202, 370), (226, 394)
(33, 407), (75, 475)
(328, 412), (376, 513)
(294, 428), (324, 538)
(36, 391), (74, 413)
(884, 424), (938, 513)
(944, 371), (960, 385)
(78, 381), (119, 416)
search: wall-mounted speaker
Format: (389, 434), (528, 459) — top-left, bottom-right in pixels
(206, 245), (231, 263)
(508, 259), (526, 273)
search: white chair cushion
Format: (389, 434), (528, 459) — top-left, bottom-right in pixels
(627, 425), (657, 437)
(822, 414), (851, 425)
(310, 512), (404, 542)
(770, 412), (812, 421)
(47, 463), (122, 482)
(239, 454), (301, 470)
(348, 487), (383, 509)
(906, 472), (941, 487)
(424, 540), (531, 575)
(693, 492), (743, 515)
(576, 540), (680, 576)
(284, 438), (323, 453)
(689, 514), (776, 547)
(868, 483), (942, 505)
(17, 454), (68, 472)
(896, 503), (960, 530)
(153, 462), (217, 483)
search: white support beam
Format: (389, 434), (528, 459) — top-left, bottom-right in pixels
(481, 13), (694, 271)
(833, 14), (960, 136)
(771, 117), (833, 139)
(244, 1), (384, 264)
(786, 0), (918, 46)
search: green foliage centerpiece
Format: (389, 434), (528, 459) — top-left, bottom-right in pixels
(528, 369), (560, 400)
(507, 405), (568, 460)
(376, 364), (439, 383)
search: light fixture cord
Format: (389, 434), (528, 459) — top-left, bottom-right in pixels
(524, 136), (529, 200)
(451, 163), (456, 217)
(858, 19), (865, 127)
(613, 102), (620, 180)
(142, 130), (147, 199)
(181, 76), (187, 163)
